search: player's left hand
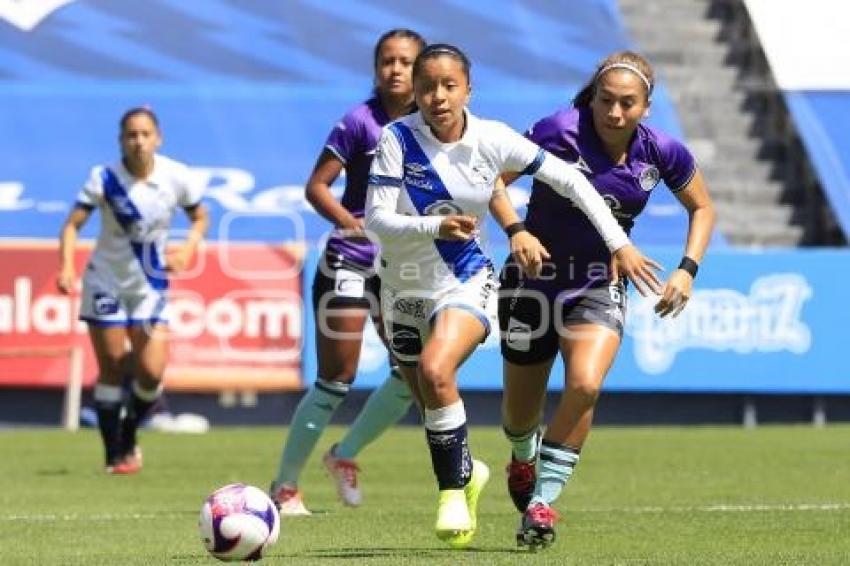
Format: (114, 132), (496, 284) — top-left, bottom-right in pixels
(611, 244), (664, 296)
(510, 231), (550, 278)
(654, 269), (693, 318)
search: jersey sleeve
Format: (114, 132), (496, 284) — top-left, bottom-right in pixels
(655, 131), (697, 193)
(324, 111), (362, 164)
(492, 122), (547, 175)
(176, 164), (204, 208)
(524, 115), (561, 149)
(365, 127), (442, 239)
(488, 122), (629, 252)
(75, 166), (104, 209)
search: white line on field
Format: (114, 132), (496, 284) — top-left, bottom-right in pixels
(1, 503), (849, 522)
(0, 512), (189, 522)
(579, 503), (850, 514)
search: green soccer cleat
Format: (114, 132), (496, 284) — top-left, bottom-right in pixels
(439, 459), (491, 548)
(465, 459), (490, 532)
(434, 488), (472, 547)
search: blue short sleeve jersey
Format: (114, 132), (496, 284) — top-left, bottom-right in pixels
(524, 106), (696, 287)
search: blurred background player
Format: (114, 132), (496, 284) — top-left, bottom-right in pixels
(366, 43), (662, 548)
(493, 51), (716, 549)
(57, 107), (208, 474)
(269, 29), (426, 515)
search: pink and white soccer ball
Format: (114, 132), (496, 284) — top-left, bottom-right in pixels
(199, 483), (280, 562)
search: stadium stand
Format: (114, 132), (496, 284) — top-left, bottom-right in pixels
(619, 0), (847, 246)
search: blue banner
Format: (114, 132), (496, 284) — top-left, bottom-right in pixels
(0, 0), (724, 246)
(303, 247), (848, 393)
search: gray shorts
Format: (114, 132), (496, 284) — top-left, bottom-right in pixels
(499, 278), (627, 365)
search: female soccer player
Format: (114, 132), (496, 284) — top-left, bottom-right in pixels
(269, 29), (426, 515)
(366, 43), (662, 548)
(494, 51), (716, 549)
(57, 107), (208, 474)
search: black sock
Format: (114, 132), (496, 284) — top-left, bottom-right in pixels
(95, 400), (123, 465)
(120, 384), (161, 455)
(425, 424), (473, 490)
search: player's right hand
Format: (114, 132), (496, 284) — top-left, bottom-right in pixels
(610, 244), (664, 297)
(439, 215), (478, 241)
(56, 268), (75, 294)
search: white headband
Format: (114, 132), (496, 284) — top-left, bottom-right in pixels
(596, 62), (653, 95)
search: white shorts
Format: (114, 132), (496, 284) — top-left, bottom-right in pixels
(79, 265), (169, 327)
(380, 266), (498, 366)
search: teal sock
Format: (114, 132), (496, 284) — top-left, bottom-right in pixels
(275, 380), (348, 487)
(335, 369), (412, 459)
(529, 440), (580, 506)
(504, 425), (539, 463)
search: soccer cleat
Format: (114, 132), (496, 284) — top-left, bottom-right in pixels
(447, 459), (491, 548)
(465, 459), (490, 532)
(517, 502), (558, 550)
(270, 482), (311, 516)
(506, 456), (536, 512)
(322, 444), (362, 507)
(434, 488), (472, 547)
(105, 446), (143, 475)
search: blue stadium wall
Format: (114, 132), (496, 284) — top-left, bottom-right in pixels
(3, 1), (848, 403)
(0, 0), (704, 246)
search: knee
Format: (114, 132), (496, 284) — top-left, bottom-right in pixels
(417, 357), (455, 396)
(567, 375), (602, 405)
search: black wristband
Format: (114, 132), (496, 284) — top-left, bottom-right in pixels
(505, 222), (527, 237)
(678, 256), (699, 278)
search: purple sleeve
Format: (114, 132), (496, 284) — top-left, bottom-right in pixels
(655, 131), (697, 192)
(524, 115), (560, 148)
(324, 111), (363, 164)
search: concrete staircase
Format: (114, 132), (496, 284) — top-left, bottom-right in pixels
(617, 0), (822, 246)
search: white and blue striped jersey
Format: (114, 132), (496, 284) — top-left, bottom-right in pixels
(76, 154), (203, 293)
(366, 110), (630, 294)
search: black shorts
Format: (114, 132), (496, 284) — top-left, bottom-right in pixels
(498, 260), (627, 365)
(312, 248), (381, 316)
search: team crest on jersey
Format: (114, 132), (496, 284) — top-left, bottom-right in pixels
(423, 200), (463, 216)
(638, 165), (660, 192)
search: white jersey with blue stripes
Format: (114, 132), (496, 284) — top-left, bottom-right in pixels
(366, 110), (544, 294)
(366, 110), (632, 295)
(76, 154), (203, 293)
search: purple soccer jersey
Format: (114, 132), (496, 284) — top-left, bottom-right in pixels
(524, 106), (696, 289)
(322, 97), (391, 267)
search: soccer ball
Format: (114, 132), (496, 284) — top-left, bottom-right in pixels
(198, 483), (280, 562)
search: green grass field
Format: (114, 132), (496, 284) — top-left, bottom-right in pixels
(2, 424), (849, 565)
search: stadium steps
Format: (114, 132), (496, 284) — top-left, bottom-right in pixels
(617, 0), (820, 247)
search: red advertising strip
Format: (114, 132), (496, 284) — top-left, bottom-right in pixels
(0, 240), (304, 391)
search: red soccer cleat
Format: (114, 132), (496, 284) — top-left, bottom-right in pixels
(516, 502), (559, 550)
(506, 456), (536, 512)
